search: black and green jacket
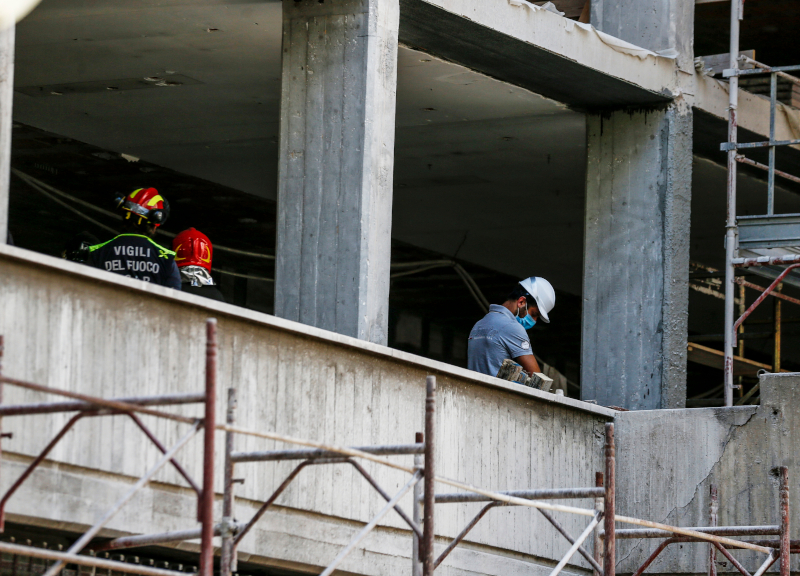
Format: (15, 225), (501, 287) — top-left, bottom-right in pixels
(88, 234), (182, 290)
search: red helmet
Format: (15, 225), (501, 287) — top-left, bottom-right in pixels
(115, 188), (170, 226)
(172, 228), (213, 270)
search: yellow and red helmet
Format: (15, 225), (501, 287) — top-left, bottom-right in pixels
(115, 187), (170, 227)
(172, 228), (213, 271)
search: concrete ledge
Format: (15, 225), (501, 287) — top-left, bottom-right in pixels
(0, 243), (614, 419)
(0, 242), (610, 571)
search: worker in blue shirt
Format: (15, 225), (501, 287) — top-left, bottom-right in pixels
(468, 277), (555, 378)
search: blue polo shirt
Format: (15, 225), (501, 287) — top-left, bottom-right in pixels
(468, 304), (533, 377)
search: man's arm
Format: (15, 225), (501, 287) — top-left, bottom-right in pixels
(515, 354), (541, 375)
(165, 260), (182, 290)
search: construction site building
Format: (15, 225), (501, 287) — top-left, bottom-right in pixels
(0, 0), (800, 575)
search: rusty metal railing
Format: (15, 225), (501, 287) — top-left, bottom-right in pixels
(0, 321), (794, 576)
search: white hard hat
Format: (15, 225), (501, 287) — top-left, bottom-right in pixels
(519, 277), (555, 323)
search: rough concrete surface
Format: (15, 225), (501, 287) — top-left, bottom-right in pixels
(275, 0), (398, 346)
(582, 101), (692, 410)
(0, 248), (610, 575)
(615, 373), (800, 574)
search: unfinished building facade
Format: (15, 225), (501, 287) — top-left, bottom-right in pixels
(0, 0), (799, 574)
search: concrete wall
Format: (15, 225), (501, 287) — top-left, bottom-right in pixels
(0, 245), (613, 576)
(615, 373), (800, 574)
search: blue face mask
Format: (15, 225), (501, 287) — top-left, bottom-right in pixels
(516, 301), (536, 330)
(517, 314), (536, 330)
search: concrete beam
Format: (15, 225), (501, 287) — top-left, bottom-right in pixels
(275, 0), (399, 345)
(0, 26), (13, 245)
(694, 73), (800, 144)
(399, 0), (675, 111)
(582, 101), (692, 410)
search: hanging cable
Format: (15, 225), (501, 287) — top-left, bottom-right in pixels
(11, 169), (276, 260)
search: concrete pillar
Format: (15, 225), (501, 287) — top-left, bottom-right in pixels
(274, 0), (398, 345)
(581, 101), (692, 410)
(0, 26), (13, 245)
(591, 0), (693, 71)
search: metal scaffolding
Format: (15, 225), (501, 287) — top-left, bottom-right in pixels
(722, 0), (800, 406)
(0, 320), (795, 575)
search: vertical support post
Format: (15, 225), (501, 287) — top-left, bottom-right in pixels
(603, 423), (615, 576)
(724, 0), (742, 407)
(422, 377), (436, 576)
(199, 319), (217, 576)
(274, 0), (399, 345)
(220, 388), (237, 576)
(708, 484), (718, 576)
(779, 466), (789, 576)
(0, 335), (4, 533)
(768, 72), (777, 215)
(593, 472), (604, 576)
(774, 285), (782, 372)
(412, 432), (424, 576)
(738, 283), (745, 397)
(0, 27), (13, 245)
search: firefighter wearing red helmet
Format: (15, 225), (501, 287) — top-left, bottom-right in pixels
(172, 228), (225, 302)
(86, 188), (181, 290)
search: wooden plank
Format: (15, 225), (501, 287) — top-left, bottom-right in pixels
(687, 342), (788, 376)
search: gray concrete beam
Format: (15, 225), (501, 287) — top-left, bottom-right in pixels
(274, 0), (398, 345)
(399, 0), (673, 111)
(582, 101), (692, 410)
(0, 26), (13, 245)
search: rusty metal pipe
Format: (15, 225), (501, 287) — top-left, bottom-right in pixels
(199, 318), (217, 576)
(0, 393), (206, 417)
(92, 523), (244, 552)
(734, 255), (800, 267)
(233, 461), (310, 546)
(422, 376), (436, 576)
(319, 471), (423, 576)
(0, 336), (3, 537)
(548, 512), (602, 576)
(594, 472), (604, 576)
(412, 432), (423, 576)
(0, 541), (186, 576)
(0, 376), (196, 426)
(220, 388), (238, 576)
(539, 508), (604, 574)
(434, 502), (498, 569)
(734, 277), (800, 306)
(631, 538), (677, 576)
(347, 459), (421, 538)
(735, 156), (800, 186)
(714, 542), (752, 576)
(605, 526), (781, 539)
(231, 443), (423, 463)
(127, 413), (201, 496)
(733, 264), (800, 335)
(603, 423), (615, 576)
(433, 487), (605, 503)
(42, 422), (201, 576)
(0, 412), (90, 531)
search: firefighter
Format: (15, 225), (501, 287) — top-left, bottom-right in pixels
(172, 228), (226, 302)
(87, 188), (181, 290)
